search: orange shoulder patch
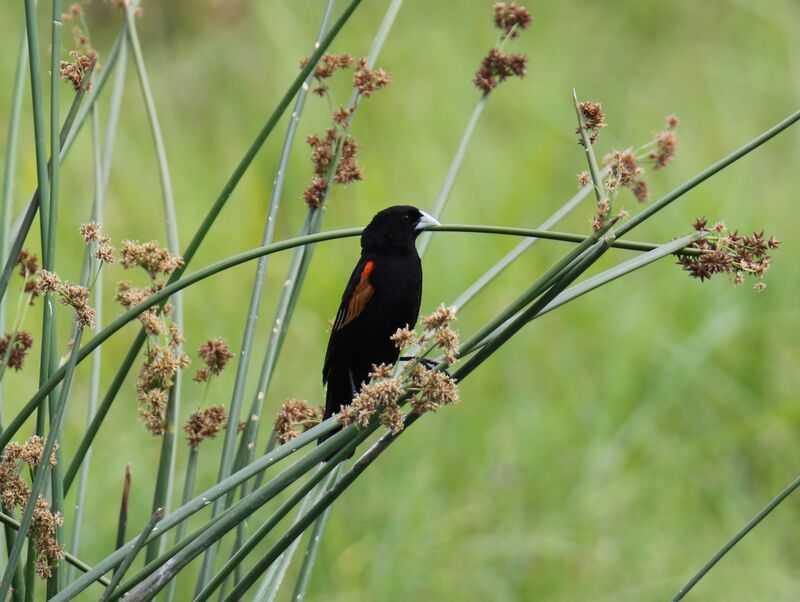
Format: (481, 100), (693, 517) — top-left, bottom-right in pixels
(334, 261), (376, 330)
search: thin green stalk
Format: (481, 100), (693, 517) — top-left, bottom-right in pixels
(2, 504), (25, 602)
(0, 511), (110, 586)
(0, 327), (84, 601)
(616, 108), (800, 238)
(68, 69), (119, 574)
(196, 467), (341, 602)
(458, 224), (611, 357)
(416, 94), (488, 256)
(470, 232), (705, 355)
(50, 419), (346, 601)
(63, 332), (144, 493)
(222, 422), (402, 601)
(147, 386), (177, 561)
(0, 29), (29, 428)
(0, 225), (713, 451)
(671, 475), (800, 601)
(0, 23), (121, 308)
(450, 177), (599, 310)
(134, 430), (370, 601)
(536, 232), (704, 317)
(459, 235), (614, 382)
(163, 447), (198, 602)
(289, 469), (341, 602)
(572, 89), (605, 205)
(99, 508), (163, 602)
(218, 1), (337, 587)
(255, 467), (342, 602)
(123, 5), (184, 557)
(22, 0), (51, 269)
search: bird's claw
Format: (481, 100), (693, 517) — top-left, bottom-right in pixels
(398, 356), (451, 376)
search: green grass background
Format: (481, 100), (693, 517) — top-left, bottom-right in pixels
(1, 0), (799, 599)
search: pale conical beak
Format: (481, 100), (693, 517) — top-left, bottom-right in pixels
(415, 210), (441, 231)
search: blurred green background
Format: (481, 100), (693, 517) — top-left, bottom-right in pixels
(1, 0), (799, 600)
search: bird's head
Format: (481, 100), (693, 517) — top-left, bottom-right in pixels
(361, 205), (440, 254)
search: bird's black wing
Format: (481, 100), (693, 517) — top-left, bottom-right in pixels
(322, 256), (375, 384)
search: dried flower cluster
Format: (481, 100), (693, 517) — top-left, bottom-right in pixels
(37, 270), (95, 328)
(406, 363), (460, 415)
(604, 150), (649, 203)
(15, 249), (41, 303)
(194, 338), (233, 382)
(300, 54), (390, 209)
(80, 221), (116, 264)
(136, 343), (190, 436)
(339, 374), (405, 433)
(474, 3), (530, 93)
(679, 218), (779, 290)
(114, 238), (189, 434)
(30, 495), (65, 578)
(0, 331), (34, 371)
(473, 49), (527, 94)
(649, 115), (680, 169)
(120, 239), (183, 279)
(184, 405), (228, 449)
(391, 305), (460, 366)
(353, 57), (391, 98)
(303, 129), (363, 207)
(0, 437), (63, 578)
(301, 53), (354, 96)
(273, 400), (323, 444)
(493, 1), (533, 38)
(576, 101), (607, 145)
(60, 50), (95, 92)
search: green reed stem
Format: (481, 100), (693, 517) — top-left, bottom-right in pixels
(0, 29), (29, 427)
(0, 225), (700, 453)
(2, 504), (26, 602)
(123, 5), (184, 560)
(416, 93), (488, 256)
(50, 419), (343, 601)
(289, 468), (341, 602)
(671, 475), (800, 601)
(213, 1), (338, 588)
(195, 466), (342, 602)
(99, 508), (163, 602)
(616, 108), (800, 238)
(68, 46), (124, 571)
(537, 232), (703, 317)
(254, 467), (342, 602)
(0, 21), (122, 308)
(163, 446), (198, 602)
(0, 326), (83, 601)
(572, 89), (605, 206)
(133, 429), (370, 601)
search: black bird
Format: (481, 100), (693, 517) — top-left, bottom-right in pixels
(320, 205), (440, 444)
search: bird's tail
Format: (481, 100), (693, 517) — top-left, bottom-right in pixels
(318, 367), (360, 459)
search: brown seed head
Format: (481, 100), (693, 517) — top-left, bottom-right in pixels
(274, 400), (322, 444)
(196, 338), (233, 381)
(493, 2), (532, 38)
(184, 405), (228, 449)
